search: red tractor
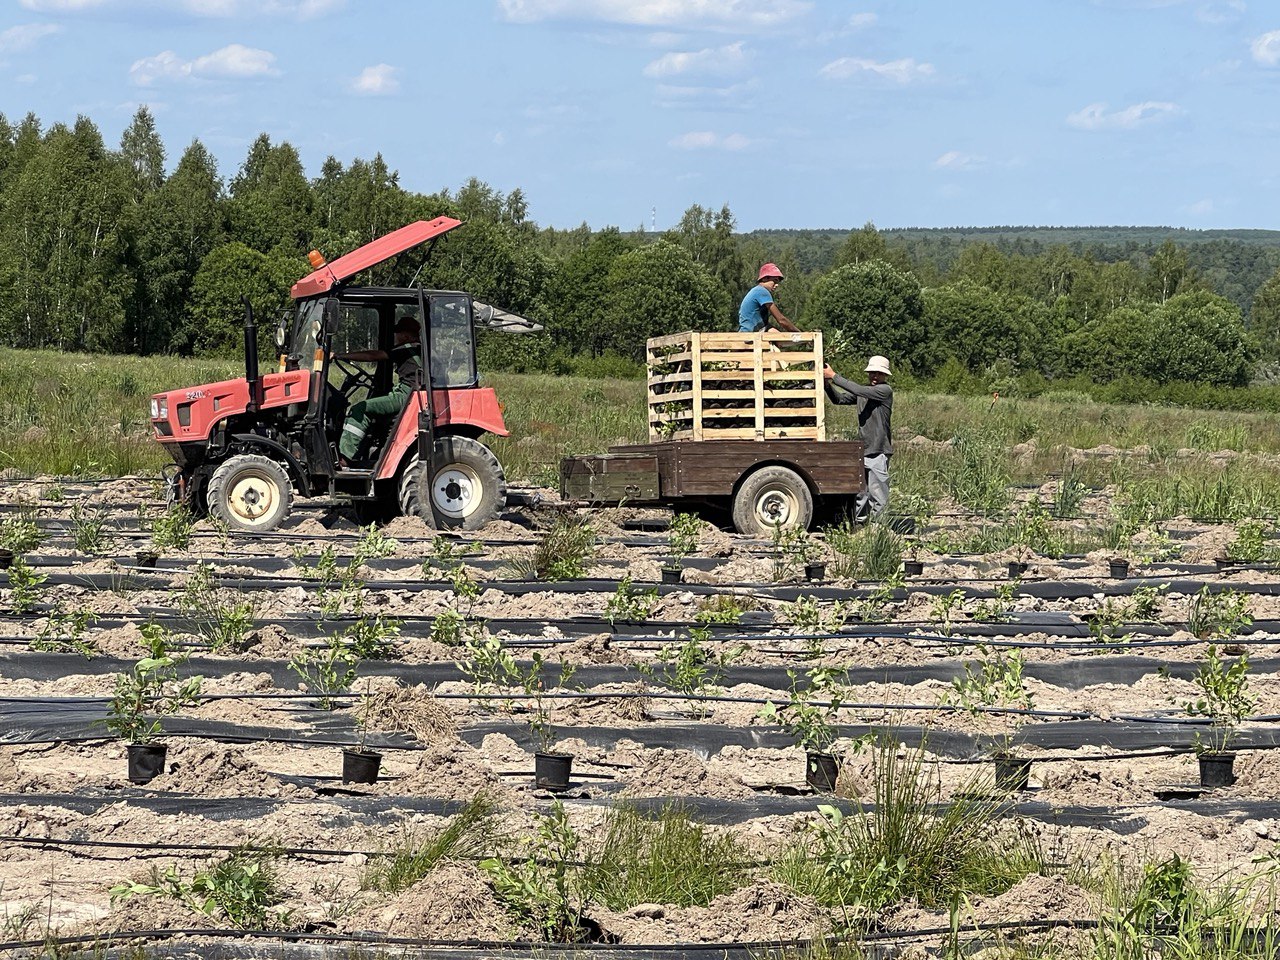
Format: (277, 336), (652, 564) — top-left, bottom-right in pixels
(150, 217), (533, 532)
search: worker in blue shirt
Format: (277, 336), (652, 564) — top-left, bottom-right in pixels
(738, 263), (799, 333)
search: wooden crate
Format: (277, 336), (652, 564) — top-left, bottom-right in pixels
(646, 330), (825, 442)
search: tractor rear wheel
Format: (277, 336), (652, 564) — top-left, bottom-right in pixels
(402, 436), (507, 530)
(207, 454), (293, 533)
(731, 465), (813, 537)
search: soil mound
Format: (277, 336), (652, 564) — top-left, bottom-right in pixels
(346, 860), (521, 940)
(397, 742), (511, 801)
(150, 741), (300, 798)
(616, 745), (752, 799)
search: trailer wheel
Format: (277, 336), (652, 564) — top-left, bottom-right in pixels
(404, 436), (507, 530)
(732, 465), (813, 537)
(207, 454), (293, 532)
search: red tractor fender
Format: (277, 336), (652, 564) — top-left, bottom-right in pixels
(376, 386), (508, 481)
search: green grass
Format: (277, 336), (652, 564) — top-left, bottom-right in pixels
(9, 346), (1280, 527)
(774, 737), (1042, 918)
(582, 802), (752, 910)
(362, 794), (499, 893)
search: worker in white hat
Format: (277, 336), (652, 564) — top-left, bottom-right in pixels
(823, 355), (893, 520)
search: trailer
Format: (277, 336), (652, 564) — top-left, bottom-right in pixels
(560, 330), (866, 536)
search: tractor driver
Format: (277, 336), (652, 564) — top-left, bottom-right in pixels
(336, 316), (423, 465)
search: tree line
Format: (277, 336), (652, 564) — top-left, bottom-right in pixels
(4, 106), (1280, 398)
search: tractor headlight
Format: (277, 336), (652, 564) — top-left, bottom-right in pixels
(150, 398), (168, 420)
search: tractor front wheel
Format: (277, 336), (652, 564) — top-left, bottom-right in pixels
(401, 436), (507, 530)
(207, 454), (294, 533)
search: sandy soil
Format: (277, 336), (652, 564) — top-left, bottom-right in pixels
(4, 480), (1280, 955)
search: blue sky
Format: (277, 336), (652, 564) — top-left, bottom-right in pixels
(1, 0), (1278, 232)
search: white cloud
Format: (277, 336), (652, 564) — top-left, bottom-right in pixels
(847, 12), (876, 29)
(1251, 30), (1280, 65)
(130, 43), (278, 85)
(350, 63), (399, 95)
(934, 150), (985, 170)
(644, 41), (745, 77)
(180, 0), (343, 17)
(669, 130), (752, 150)
(1188, 198), (1215, 214)
(1196, 0), (1245, 24)
(499, 0), (811, 29)
(820, 56), (934, 83)
(18, 0), (104, 10)
(1066, 100), (1180, 129)
(0, 23), (59, 53)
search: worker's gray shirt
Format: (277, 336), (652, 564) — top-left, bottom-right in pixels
(827, 375), (893, 457)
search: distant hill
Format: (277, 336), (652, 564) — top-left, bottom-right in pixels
(743, 225), (1280, 313)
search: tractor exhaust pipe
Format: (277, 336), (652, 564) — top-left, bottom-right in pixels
(242, 296), (261, 412)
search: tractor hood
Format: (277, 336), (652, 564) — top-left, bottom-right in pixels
(290, 216), (463, 299)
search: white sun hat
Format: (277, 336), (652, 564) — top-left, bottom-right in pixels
(865, 355), (891, 375)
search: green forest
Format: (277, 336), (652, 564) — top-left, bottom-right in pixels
(5, 106), (1280, 410)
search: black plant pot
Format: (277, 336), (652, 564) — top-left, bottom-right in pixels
(1007, 561), (1029, 579)
(135, 550), (159, 568)
(126, 743), (167, 784)
(535, 751), (573, 790)
(1109, 559), (1130, 579)
(804, 562), (826, 582)
(903, 559), (924, 577)
(994, 755), (1031, 793)
(0, 548), (12, 570)
(661, 565), (682, 585)
(1198, 751), (1236, 789)
(342, 748), (382, 784)
(805, 751), (839, 792)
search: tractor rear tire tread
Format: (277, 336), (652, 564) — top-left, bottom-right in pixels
(403, 436), (507, 530)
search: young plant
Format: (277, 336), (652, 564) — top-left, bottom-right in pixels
(112, 844), (287, 929)
(289, 637), (358, 710)
(971, 582), (1016, 624)
(32, 605), (98, 657)
(772, 522), (822, 582)
(180, 562), (257, 653)
(145, 503), (195, 553)
(1225, 519), (1271, 563)
(943, 643), (1033, 756)
(694, 593), (756, 626)
(758, 665), (848, 754)
(105, 624), (203, 744)
(928, 589), (968, 637)
(522, 653), (579, 753)
(1185, 644), (1254, 754)
(640, 628), (742, 717)
(667, 512), (705, 563)
(0, 508), (43, 554)
(481, 801), (589, 943)
(5, 558), (47, 614)
(604, 575), (659, 625)
(1187, 586), (1253, 640)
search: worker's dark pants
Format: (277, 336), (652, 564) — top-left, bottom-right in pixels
(340, 382), (411, 459)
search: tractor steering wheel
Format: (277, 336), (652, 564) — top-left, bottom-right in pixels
(333, 357), (377, 395)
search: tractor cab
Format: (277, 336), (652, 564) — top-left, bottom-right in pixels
(151, 217), (537, 533)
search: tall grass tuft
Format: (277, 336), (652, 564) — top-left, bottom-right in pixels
(947, 426), (1013, 516)
(582, 802), (751, 910)
(828, 517), (904, 580)
(509, 513), (595, 581)
(362, 794), (499, 893)
(775, 737), (1040, 916)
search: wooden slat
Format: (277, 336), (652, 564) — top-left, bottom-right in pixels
(691, 333), (703, 442)
(812, 331), (826, 442)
